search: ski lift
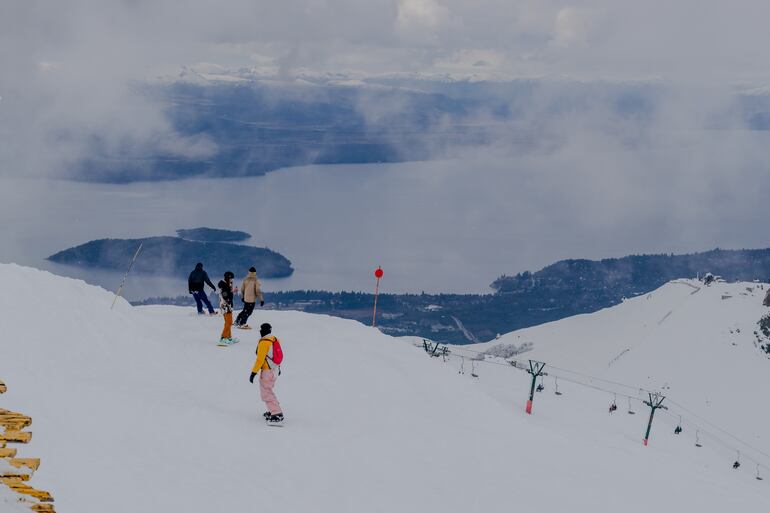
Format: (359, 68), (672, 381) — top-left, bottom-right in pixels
(695, 429), (703, 448)
(536, 375), (545, 392)
(470, 360), (479, 379)
(757, 465), (764, 481)
(424, 339), (443, 357)
(609, 394), (618, 414)
(458, 356), (465, 375)
(627, 397), (635, 415)
(554, 376), (562, 396)
(733, 451), (741, 470)
(674, 415), (683, 434)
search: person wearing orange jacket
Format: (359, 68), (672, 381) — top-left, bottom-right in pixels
(249, 323), (283, 424)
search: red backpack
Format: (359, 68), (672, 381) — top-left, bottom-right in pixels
(267, 337), (284, 368)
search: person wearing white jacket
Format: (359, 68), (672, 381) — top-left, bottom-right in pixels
(235, 267), (264, 329)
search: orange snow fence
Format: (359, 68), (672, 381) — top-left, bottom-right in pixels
(0, 409), (33, 429)
(0, 379), (56, 512)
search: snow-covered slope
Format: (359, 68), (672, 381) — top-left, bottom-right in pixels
(468, 279), (770, 459)
(0, 489), (28, 513)
(1, 265), (768, 512)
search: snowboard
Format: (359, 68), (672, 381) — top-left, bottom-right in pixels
(264, 412), (285, 427)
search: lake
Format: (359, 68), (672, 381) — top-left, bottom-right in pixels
(1, 155), (765, 300)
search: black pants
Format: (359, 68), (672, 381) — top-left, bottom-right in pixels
(235, 302), (256, 326)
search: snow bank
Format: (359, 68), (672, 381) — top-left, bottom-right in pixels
(1, 265), (768, 512)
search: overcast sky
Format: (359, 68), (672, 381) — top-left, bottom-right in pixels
(4, 0), (770, 179)
(2, 1), (770, 286)
(6, 0), (770, 79)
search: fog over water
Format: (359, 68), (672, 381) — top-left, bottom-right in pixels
(3, 150), (769, 300)
(5, 2), (770, 301)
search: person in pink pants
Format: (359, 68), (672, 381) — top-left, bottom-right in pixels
(249, 323), (284, 424)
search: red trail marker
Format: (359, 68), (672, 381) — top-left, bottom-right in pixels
(372, 267), (384, 327)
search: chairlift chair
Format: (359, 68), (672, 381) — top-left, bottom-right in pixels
(757, 465), (764, 481)
(609, 394), (618, 414)
(554, 376), (562, 396)
(695, 430), (703, 448)
(674, 415), (683, 434)
(536, 375), (545, 392)
(627, 397), (635, 415)
(733, 451), (741, 470)
(470, 360), (479, 379)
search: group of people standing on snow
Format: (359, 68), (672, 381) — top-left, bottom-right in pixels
(188, 262), (284, 425)
(216, 266), (265, 344)
(187, 263), (264, 340)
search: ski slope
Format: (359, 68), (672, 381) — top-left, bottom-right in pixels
(1, 264), (769, 512)
(467, 279), (770, 461)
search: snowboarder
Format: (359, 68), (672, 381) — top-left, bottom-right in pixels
(235, 267), (265, 329)
(249, 323), (284, 424)
(217, 271), (239, 346)
(188, 262), (217, 315)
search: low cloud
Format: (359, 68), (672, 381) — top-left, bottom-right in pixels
(5, 0), (770, 179)
(3, 0), (770, 279)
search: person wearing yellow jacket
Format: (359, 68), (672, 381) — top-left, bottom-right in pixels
(249, 323), (283, 424)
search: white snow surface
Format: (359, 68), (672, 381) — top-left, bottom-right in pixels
(1, 265), (769, 512)
(469, 279), (770, 458)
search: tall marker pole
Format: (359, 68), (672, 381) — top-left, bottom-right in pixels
(525, 360), (547, 414)
(111, 242), (143, 310)
(642, 392), (667, 446)
(372, 266), (384, 327)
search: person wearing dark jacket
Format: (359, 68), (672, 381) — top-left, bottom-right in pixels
(217, 271), (238, 346)
(188, 262), (216, 315)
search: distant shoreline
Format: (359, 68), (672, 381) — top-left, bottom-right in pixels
(132, 247), (770, 344)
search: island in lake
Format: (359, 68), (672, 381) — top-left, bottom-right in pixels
(48, 235), (293, 279)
